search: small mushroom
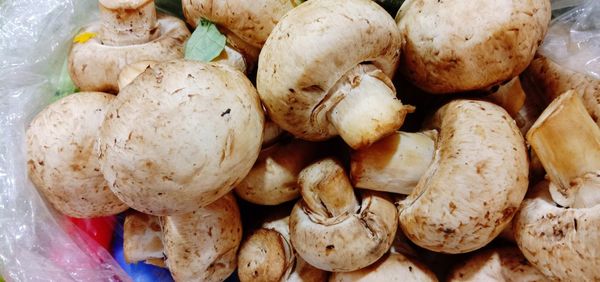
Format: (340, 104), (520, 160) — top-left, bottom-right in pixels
(354, 100), (528, 253)
(238, 214), (328, 282)
(329, 252), (438, 282)
(447, 247), (549, 282)
(235, 138), (321, 205)
(68, 0), (190, 93)
(123, 211), (165, 266)
(99, 60), (264, 215)
(162, 193), (242, 282)
(26, 92), (128, 218)
(257, 0), (413, 149)
(396, 0), (551, 93)
(290, 158), (398, 272)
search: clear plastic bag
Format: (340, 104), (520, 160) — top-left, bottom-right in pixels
(543, 0), (600, 78)
(0, 0), (130, 280)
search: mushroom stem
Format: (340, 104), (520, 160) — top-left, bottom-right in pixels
(328, 64), (414, 149)
(99, 0), (159, 46)
(351, 130), (437, 194)
(484, 77), (526, 118)
(299, 158), (359, 218)
(527, 91), (600, 207)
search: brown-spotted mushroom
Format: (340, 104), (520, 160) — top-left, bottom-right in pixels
(162, 193), (242, 282)
(290, 158), (398, 272)
(238, 214), (328, 282)
(447, 247), (549, 282)
(354, 100), (528, 253)
(26, 92), (128, 218)
(235, 138), (321, 205)
(68, 0), (190, 93)
(329, 252), (438, 282)
(396, 0), (551, 93)
(123, 211), (165, 267)
(99, 60), (264, 215)
(514, 91), (600, 281)
(257, 0), (413, 149)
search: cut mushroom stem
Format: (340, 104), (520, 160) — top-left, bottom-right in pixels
(351, 130), (437, 194)
(99, 0), (159, 46)
(299, 158), (359, 218)
(329, 64), (415, 149)
(527, 90), (600, 208)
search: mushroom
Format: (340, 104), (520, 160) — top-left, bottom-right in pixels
(514, 91), (600, 281)
(162, 193), (242, 282)
(290, 158), (398, 272)
(235, 138), (321, 205)
(68, 0), (190, 93)
(524, 54), (600, 125)
(98, 60), (264, 215)
(329, 252), (438, 282)
(123, 211), (165, 267)
(26, 92), (128, 218)
(257, 0), (414, 149)
(396, 0), (551, 93)
(238, 214), (328, 282)
(117, 60), (158, 91)
(354, 100), (528, 253)
(447, 247), (549, 282)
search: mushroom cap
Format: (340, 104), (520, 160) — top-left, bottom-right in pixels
(68, 14), (190, 93)
(99, 60), (264, 215)
(447, 247), (549, 282)
(514, 180), (600, 281)
(257, 0), (402, 141)
(182, 0), (294, 48)
(290, 191), (398, 272)
(162, 193), (242, 282)
(123, 211), (164, 264)
(397, 0), (551, 94)
(99, 0), (151, 9)
(329, 252), (438, 282)
(398, 100), (529, 253)
(238, 228), (293, 282)
(26, 92), (128, 218)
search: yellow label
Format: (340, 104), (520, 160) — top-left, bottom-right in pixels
(73, 32), (97, 43)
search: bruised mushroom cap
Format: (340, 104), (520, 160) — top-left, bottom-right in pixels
(257, 0), (406, 145)
(99, 60), (264, 215)
(162, 193), (242, 282)
(26, 92), (128, 218)
(329, 252), (438, 282)
(398, 100), (528, 253)
(68, 14), (190, 93)
(290, 158), (398, 272)
(447, 247), (549, 282)
(396, 0), (551, 94)
(182, 0), (294, 48)
(514, 180), (600, 281)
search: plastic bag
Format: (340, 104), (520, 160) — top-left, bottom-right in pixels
(543, 0), (600, 78)
(0, 0), (130, 280)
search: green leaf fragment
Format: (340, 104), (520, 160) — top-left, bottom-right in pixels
(52, 58), (78, 102)
(184, 19), (227, 63)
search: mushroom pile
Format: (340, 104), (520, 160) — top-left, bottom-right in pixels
(26, 0), (600, 281)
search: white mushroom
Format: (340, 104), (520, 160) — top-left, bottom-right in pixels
(329, 252), (438, 282)
(27, 92), (128, 218)
(68, 0), (190, 93)
(257, 0), (413, 149)
(290, 158), (398, 272)
(99, 60), (264, 215)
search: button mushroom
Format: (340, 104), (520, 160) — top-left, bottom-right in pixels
(447, 247), (549, 282)
(27, 92), (128, 218)
(68, 0), (190, 93)
(234, 138), (321, 205)
(123, 211), (165, 267)
(98, 60), (264, 215)
(514, 91), (600, 281)
(355, 100), (528, 253)
(162, 193), (242, 282)
(396, 0), (551, 93)
(257, 0), (414, 149)
(290, 158), (398, 272)
(238, 214), (328, 282)
(329, 252), (438, 282)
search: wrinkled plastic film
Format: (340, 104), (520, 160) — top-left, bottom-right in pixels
(543, 0), (600, 79)
(0, 0), (129, 281)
